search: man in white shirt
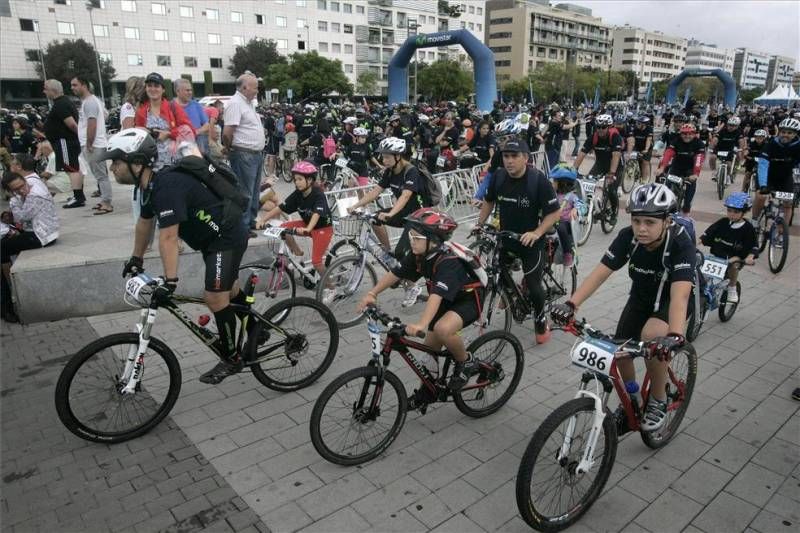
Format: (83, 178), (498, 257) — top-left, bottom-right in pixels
(222, 73), (265, 233)
(71, 75), (112, 214)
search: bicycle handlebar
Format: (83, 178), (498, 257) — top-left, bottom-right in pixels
(557, 318), (650, 360)
(471, 224), (521, 242)
(363, 305), (427, 339)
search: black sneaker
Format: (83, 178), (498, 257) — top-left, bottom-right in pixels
(199, 360), (243, 384)
(792, 388), (800, 401)
(447, 355), (479, 391)
(63, 197), (86, 209)
(640, 397), (667, 432)
(609, 213), (618, 226)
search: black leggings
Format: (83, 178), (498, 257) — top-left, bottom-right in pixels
(1, 231), (45, 264)
(503, 240), (546, 319)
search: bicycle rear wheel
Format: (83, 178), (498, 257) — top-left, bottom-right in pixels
(55, 333), (181, 444)
(718, 281), (740, 322)
(453, 330), (524, 418)
(310, 365), (408, 465)
(316, 255), (378, 329)
(600, 197), (617, 234)
(640, 343), (697, 449)
(767, 221), (788, 273)
(621, 160), (637, 193)
(282, 153), (296, 182)
(516, 397), (618, 532)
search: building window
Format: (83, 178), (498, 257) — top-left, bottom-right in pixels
(121, 0), (136, 12)
(184, 56), (197, 67)
(460, 21), (465, 29)
(343, 3), (352, 13)
(296, 0), (306, 6)
(210, 57), (223, 68)
(255, 14), (264, 24)
(58, 21), (76, 35)
(477, 23), (482, 32)
(276, 16), (287, 27)
(319, 42), (328, 52)
(127, 54), (143, 66)
(318, 21), (327, 31)
(156, 55), (170, 66)
(298, 40), (306, 50)
(344, 24), (353, 34)
(468, 22), (474, 30)
(54, 0), (72, 5)
(356, 5), (364, 14)
(317, 0), (326, 9)
(179, 5), (193, 17)
(231, 11), (242, 23)
(276, 39), (288, 50)
(495, 60), (511, 67)
(93, 24), (109, 37)
(99, 52), (112, 63)
(233, 35), (244, 46)
(332, 43), (341, 53)
(24, 50), (39, 62)
(153, 29), (168, 41)
(206, 8), (218, 20)
(345, 64), (353, 73)
(330, 1), (339, 11)
(151, 2), (165, 15)
(344, 43), (353, 53)
(489, 32), (511, 39)
(297, 18), (306, 29)
(182, 31), (195, 43)
(468, 5), (474, 13)
(19, 19), (39, 32)
(331, 22), (340, 33)
(208, 33), (221, 44)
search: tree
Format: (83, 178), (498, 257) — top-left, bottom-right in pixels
(264, 52), (352, 100)
(36, 38), (115, 95)
(356, 70), (379, 96)
(228, 38), (286, 78)
(417, 60), (472, 102)
(739, 88), (763, 103)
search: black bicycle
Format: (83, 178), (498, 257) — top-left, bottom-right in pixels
(55, 270), (338, 444)
(309, 305), (524, 465)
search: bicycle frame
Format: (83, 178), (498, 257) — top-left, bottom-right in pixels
(263, 228), (319, 288)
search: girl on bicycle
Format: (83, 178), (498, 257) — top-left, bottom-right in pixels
(255, 161), (333, 278)
(699, 192), (757, 303)
(549, 164), (580, 267)
(552, 183), (696, 432)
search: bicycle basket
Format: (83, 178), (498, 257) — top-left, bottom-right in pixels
(123, 273), (155, 308)
(334, 215), (363, 238)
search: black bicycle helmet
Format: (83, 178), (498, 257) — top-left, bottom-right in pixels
(627, 183), (677, 218)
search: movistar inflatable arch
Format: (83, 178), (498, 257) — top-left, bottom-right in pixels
(666, 68), (737, 109)
(388, 29), (496, 112)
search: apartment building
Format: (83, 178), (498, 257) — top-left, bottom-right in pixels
(685, 39), (735, 75)
(0, 0), (484, 104)
(766, 55), (795, 92)
(610, 25), (686, 93)
(732, 48), (771, 90)
(485, 0), (612, 84)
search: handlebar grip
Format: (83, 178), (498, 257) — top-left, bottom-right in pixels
(414, 330), (427, 339)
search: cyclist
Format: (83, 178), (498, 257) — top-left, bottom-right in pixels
(742, 129), (768, 193)
(655, 123), (705, 214)
(552, 183), (696, 431)
(708, 116), (746, 180)
(699, 192), (757, 303)
(358, 208), (485, 390)
(753, 118), (800, 223)
(630, 116), (654, 182)
(104, 129), (248, 385)
(477, 136), (561, 344)
(340, 127), (380, 187)
(573, 113), (624, 225)
(550, 164), (580, 267)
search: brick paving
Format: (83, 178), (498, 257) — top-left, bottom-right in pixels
(2, 152), (798, 533)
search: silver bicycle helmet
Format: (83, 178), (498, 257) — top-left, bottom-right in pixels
(627, 183), (678, 218)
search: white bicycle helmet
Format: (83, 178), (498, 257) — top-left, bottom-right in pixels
(417, 114), (430, 123)
(377, 137), (406, 155)
(494, 118), (524, 136)
(753, 129), (768, 137)
(343, 116), (358, 125)
(778, 118), (800, 132)
(353, 127), (369, 137)
(627, 183), (677, 218)
(98, 128), (157, 166)
(595, 114), (613, 127)
(727, 116), (741, 126)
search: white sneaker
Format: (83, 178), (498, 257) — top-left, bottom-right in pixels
(322, 288), (336, 306)
(402, 283), (423, 308)
(726, 286), (739, 304)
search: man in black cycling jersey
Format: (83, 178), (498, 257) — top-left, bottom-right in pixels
(656, 123), (705, 214)
(552, 183), (696, 431)
(103, 129), (249, 385)
(477, 136), (560, 344)
(708, 116), (746, 176)
(573, 113), (624, 224)
(630, 116), (654, 182)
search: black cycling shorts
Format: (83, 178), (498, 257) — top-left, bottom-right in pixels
(766, 176), (794, 194)
(428, 290), (485, 332)
(614, 298), (670, 341)
(203, 246), (246, 292)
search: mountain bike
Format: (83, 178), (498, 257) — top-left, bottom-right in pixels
(621, 151), (642, 193)
(686, 254), (746, 341)
(309, 305), (524, 466)
(756, 190), (792, 273)
(515, 317), (697, 531)
(714, 149), (738, 200)
(573, 174), (618, 246)
(55, 271), (338, 444)
(659, 173), (690, 212)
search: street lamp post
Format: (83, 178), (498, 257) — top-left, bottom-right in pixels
(85, 2), (106, 105)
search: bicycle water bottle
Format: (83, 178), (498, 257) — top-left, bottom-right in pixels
(625, 381), (642, 415)
(196, 314), (218, 336)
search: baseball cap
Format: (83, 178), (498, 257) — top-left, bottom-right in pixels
(145, 72), (164, 86)
(499, 137), (530, 154)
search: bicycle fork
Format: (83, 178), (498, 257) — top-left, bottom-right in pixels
(559, 382), (610, 475)
(120, 308), (157, 394)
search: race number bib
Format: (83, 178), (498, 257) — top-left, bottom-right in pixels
(717, 151), (729, 158)
(570, 337), (616, 375)
(367, 322), (382, 357)
(666, 174), (683, 185)
(436, 155), (447, 168)
(774, 191), (794, 201)
(335, 157), (349, 168)
(125, 274), (152, 301)
(701, 256), (728, 280)
(629, 152), (638, 160)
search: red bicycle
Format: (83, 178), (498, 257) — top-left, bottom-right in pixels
(515, 317), (697, 531)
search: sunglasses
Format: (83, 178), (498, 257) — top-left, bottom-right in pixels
(409, 233), (428, 242)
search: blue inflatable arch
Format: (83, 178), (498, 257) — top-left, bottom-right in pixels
(388, 29), (496, 112)
(666, 68), (737, 110)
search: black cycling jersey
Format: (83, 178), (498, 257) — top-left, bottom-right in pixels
(469, 133), (495, 163)
(392, 251), (478, 302)
(484, 167), (559, 235)
(581, 130), (624, 174)
(744, 138), (767, 163)
(707, 114), (721, 130)
(280, 186), (332, 228)
(700, 218), (758, 259)
(632, 125), (654, 152)
(345, 142), (372, 176)
(44, 95), (79, 142)
(714, 127), (743, 153)
(665, 137), (705, 177)
(759, 137), (800, 191)
(378, 164), (423, 215)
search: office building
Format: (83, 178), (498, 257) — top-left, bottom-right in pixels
(732, 48), (771, 89)
(610, 25), (686, 92)
(766, 55), (795, 91)
(685, 39), (735, 75)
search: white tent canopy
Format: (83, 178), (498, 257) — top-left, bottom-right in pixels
(754, 84), (800, 106)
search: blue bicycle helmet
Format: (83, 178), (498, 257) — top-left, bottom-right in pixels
(549, 163), (577, 181)
(724, 192), (752, 211)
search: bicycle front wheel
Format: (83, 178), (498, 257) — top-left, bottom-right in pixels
(641, 343), (697, 449)
(55, 333), (181, 444)
(621, 160), (637, 193)
(248, 297), (338, 392)
(317, 255), (378, 329)
(282, 153), (296, 182)
(716, 166), (726, 200)
(600, 197), (617, 234)
(718, 281), (740, 322)
(516, 397), (618, 532)
(757, 213), (770, 253)
(767, 220), (788, 273)
(573, 201), (593, 246)
(310, 366), (408, 466)
(454, 330), (524, 418)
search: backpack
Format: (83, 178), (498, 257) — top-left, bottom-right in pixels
(323, 135), (337, 159)
(671, 213), (696, 244)
(167, 155), (249, 232)
(433, 241), (488, 288)
(405, 161), (442, 208)
(591, 127), (622, 148)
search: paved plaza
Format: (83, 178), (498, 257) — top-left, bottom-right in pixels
(1, 149), (798, 533)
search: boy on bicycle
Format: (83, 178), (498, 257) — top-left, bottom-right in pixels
(358, 208), (485, 390)
(699, 192), (757, 304)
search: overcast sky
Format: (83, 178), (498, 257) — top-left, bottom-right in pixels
(569, 1), (800, 67)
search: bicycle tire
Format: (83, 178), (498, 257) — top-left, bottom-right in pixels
(767, 220), (788, 273)
(621, 160), (637, 193)
(325, 238), (360, 266)
(686, 296), (706, 342)
(238, 263), (296, 319)
(310, 365), (408, 466)
(516, 397), (618, 532)
(600, 197), (617, 234)
(574, 201), (593, 246)
(757, 213), (770, 253)
(55, 333), (181, 444)
(453, 330), (524, 418)
(463, 283), (513, 347)
(282, 153), (296, 182)
(316, 255), (378, 329)
(718, 281), (740, 322)
(716, 166), (726, 200)
(248, 297), (338, 392)
(640, 343), (697, 449)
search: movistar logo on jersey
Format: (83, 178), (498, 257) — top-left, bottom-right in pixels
(196, 210), (220, 233)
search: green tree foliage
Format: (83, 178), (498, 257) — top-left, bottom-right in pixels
(738, 88), (764, 103)
(264, 52), (352, 99)
(417, 60), (472, 102)
(228, 38), (286, 78)
(356, 70), (379, 96)
(36, 38), (115, 94)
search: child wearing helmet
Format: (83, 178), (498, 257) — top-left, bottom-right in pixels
(255, 160), (333, 277)
(435, 134), (457, 172)
(549, 164), (579, 267)
(339, 127), (380, 187)
(699, 192), (757, 304)
(358, 208), (485, 391)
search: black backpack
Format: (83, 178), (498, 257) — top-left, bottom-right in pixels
(167, 155), (249, 232)
(406, 161), (441, 208)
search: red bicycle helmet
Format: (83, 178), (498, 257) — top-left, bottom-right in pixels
(679, 123), (696, 134)
(285, 122), (296, 132)
(404, 208), (457, 242)
(291, 160), (318, 177)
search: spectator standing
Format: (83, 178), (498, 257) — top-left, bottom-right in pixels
(71, 76), (112, 214)
(222, 73), (265, 233)
(42, 79), (83, 208)
(120, 76), (144, 130)
(173, 78), (209, 154)
(134, 72), (193, 171)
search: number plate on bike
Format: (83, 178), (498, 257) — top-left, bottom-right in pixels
(581, 180), (596, 194)
(436, 156), (447, 168)
(125, 275), (150, 301)
(666, 174), (682, 184)
(367, 322), (382, 357)
(774, 191), (794, 201)
(335, 157), (349, 168)
(701, 256), (728, 280)
(262, 227), (285, 239)
(717, 151), (729, 158)
(570, 337), (616, 375)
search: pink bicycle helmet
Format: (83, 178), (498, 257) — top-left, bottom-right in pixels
(291, 160), (318, 177)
